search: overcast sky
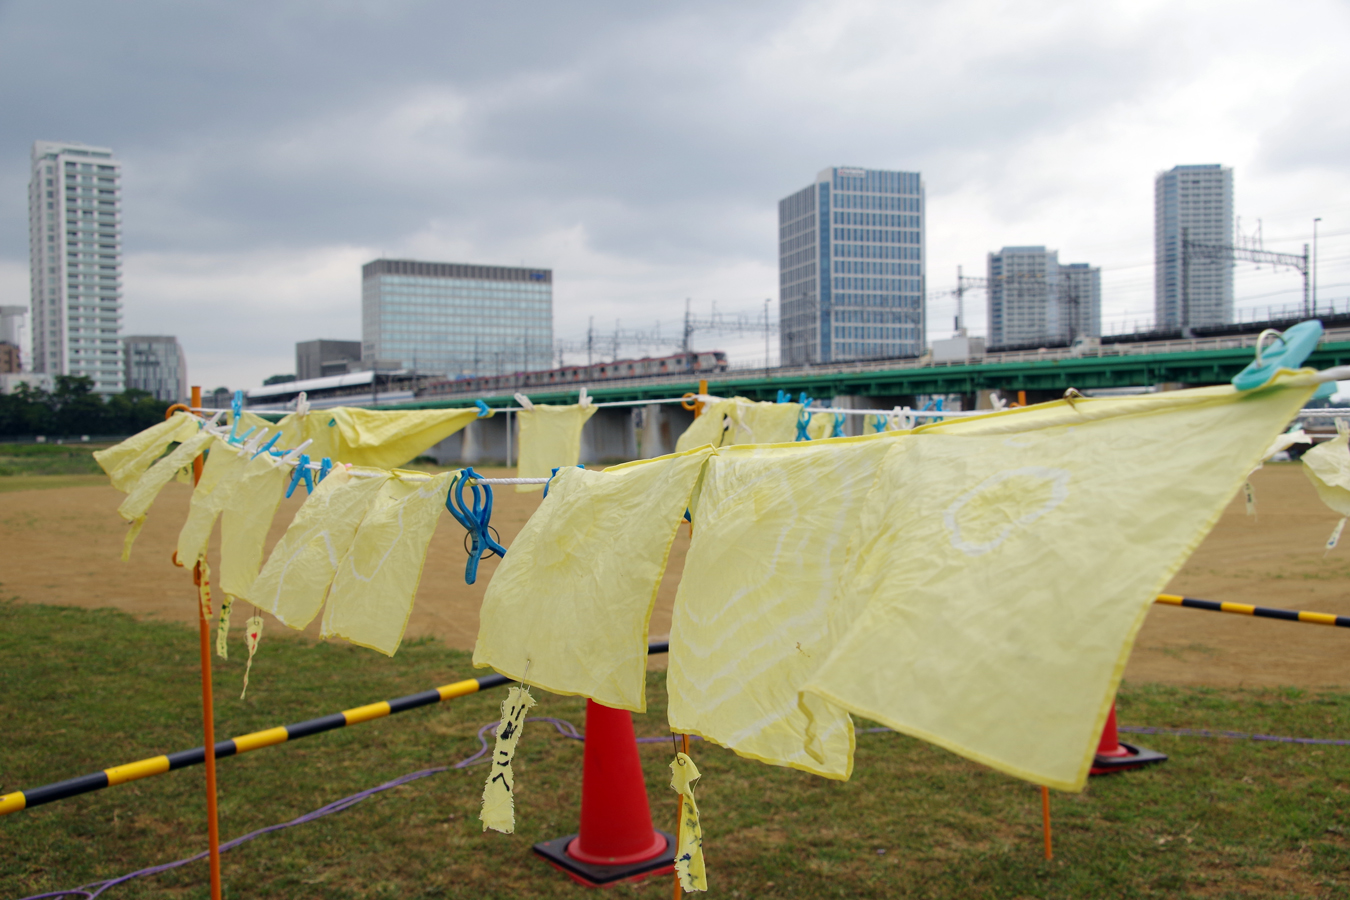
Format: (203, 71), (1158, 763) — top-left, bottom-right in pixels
(3, 0), (1349, 390)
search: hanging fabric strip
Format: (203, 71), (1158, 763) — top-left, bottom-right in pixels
(670, 752), (708, 893)
(480, 685), (536, 833)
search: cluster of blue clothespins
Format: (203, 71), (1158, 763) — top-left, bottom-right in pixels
(447, 467), (508, 585)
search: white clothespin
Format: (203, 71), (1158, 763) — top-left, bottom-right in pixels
(899, 405), (916, 431)
(295, 391), (310, 417)
(991, 392), (1008, 411)
(578, 387), (592, 408)
(241, 428), (269, 455)
(514, 392), (535, 411)
(281, 438), (314, 463)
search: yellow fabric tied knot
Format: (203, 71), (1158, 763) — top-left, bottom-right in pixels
(670, 752), (707, 893)
(216, 595), (234, 659)
(240, 615), (264, 700)
(481, 685), (536, 833)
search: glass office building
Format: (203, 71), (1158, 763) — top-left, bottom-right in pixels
(1155, 164), (1233, 330)
(779, 166), (925, 365)
(123, 334), (187, 403)
(361, 259), (553, 377)
(987, 247), (1101, 349)
(28, 141), (124, 394)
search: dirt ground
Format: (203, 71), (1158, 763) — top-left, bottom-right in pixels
(1, 463), (1348, 688)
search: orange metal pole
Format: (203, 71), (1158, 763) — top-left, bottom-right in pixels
(1041, 785), (1052, 860)
(189, 386), (223, 899)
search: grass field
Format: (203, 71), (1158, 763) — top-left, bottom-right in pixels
(0, 442), (110, 478)
(2, 599), (1349, 899)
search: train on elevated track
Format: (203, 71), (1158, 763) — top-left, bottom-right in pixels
(422, 350), (728, 397)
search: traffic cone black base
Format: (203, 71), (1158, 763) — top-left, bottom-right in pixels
(1090, 741), (1168, 776)
(532, 831), (675, 887)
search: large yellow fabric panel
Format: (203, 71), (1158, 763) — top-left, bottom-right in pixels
(119, 430), (215, 524)
(666, 435), (891, 779)
(327, 407), (479, 469)
(515, 404), (599, 492)
(243, 467), (392, 627)
(322, 471), (455, 655)
(728, 401), (801, 445)
(176, 441), (253, 566)
(217, 452), (289, 598)
(806, 411), (837, 440)
(1302, 427), (1350, 517)
(475, 447), (715, 712)
(95, 412), (199, 493)
(803, 376), (1316, 791)
(675, 400), (734, 452)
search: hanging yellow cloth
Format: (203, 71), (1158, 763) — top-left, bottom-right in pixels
(727, 400), (801, 445)
(515, 404), (599, 492)
(322, 470), (455, 655)
(675, 400), (734, 452)
(474, 447), (715, 711)
(94, 412), (200, 492)
(117, 430), (216, 559)
(175, 439), (289, 598)
(235, 411), (304, 451)
(803, 374), (1317, 791)
(666, 436), (892, 779)
(1302, 425), (1350, 516)
(806, 411), (837, 440)
(298, 407), (480, 470)
(243, 466), (392, 629)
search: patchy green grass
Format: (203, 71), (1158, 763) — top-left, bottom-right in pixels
(0, 442), (109, 478)
(2, 598), (1349, 899)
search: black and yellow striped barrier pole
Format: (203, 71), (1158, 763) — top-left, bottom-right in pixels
(0, 640), (672, 818)
(1156, 594), (1350, 628)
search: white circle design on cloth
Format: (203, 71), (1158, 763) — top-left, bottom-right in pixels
(943, 466), (1071, 556)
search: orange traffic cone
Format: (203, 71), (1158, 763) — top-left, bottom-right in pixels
(533, 700), (675, 886)
(1089, 703), (1167, 775)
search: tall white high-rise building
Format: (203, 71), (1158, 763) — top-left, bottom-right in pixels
(987, 246), (1100, 348)
(779, 167), (925, 365)
(28, 140), (124, 394)
(1154, 164), (1233, 330)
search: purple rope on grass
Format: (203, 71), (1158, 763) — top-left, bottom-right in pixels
(1119, 725), (1350, 746)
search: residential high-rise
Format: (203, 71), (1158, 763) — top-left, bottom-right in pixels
(28, 141), (124, 394)
(987, 247), (1100, 348)
(1155, 164), (1233, 330)
(123, 335), (187, 403)
(362, 259), (553, 377)
(296, 339), (362, 380)
(779, 167), (925, 365)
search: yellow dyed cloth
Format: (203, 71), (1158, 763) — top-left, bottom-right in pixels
(475, 447), (715, 711)
(806, 411), (838, 440)
(243, 466), (392, 628)
(312, 407), (480, 470)
(176, 440), (290, 598)
(235, 411), (302, 449)
(95, 412), (200, 492)
(666, 436), (892, 778)
(675, 400), (733, 452)
(803, 374), (1317, 791)
(322, 470), (455, 655)
(1302, 426), (1350, 517)
(670, 753), (707, 892)
(116, 430), (216, 559)
(515, 404), (598, 492)
(727, 401), (801, 445)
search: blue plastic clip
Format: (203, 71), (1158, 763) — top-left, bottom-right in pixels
(232, 426), (256, 447)
(228, 390), (244, 442)
(776, 390), (791, 404)
(870, 414), (888, 433)
(798, 391), (814, 407)
(1232, 320), (1324, 391)
(317, 457), (332, 483)
(831, 414), (846, 438)
(286, 454), (314, 498)
(447, 467), (509, 585)
(475, 399), (492, 418)
(543, 464), (583, 499)
(251, 432), (281, 459)
(795, 408), (813, 441)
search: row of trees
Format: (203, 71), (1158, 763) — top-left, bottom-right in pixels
(0, 375), (172, 438)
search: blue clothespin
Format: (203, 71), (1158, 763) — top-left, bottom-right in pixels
(475, 399), (492, 418)
(799, 391), (814, 407)
(447, 467), (509, 584)
(795, 408), (813, 441)
(286, 454), (314, 498)
(776, 390), (790, 404)
(831, 414), (846, 438)
(543, 464), (583, 499)
(871, 414), (887, 433)
(317, 457), (332, 483)
(1232, 320), (1323, 391)
(227, 390), (244, 442)
(251, 432), (281, 459)
(231, 425), (256, 447)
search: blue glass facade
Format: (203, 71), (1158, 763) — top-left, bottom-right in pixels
(362, 259), (552, 377)
(779, 167), (925, 364)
